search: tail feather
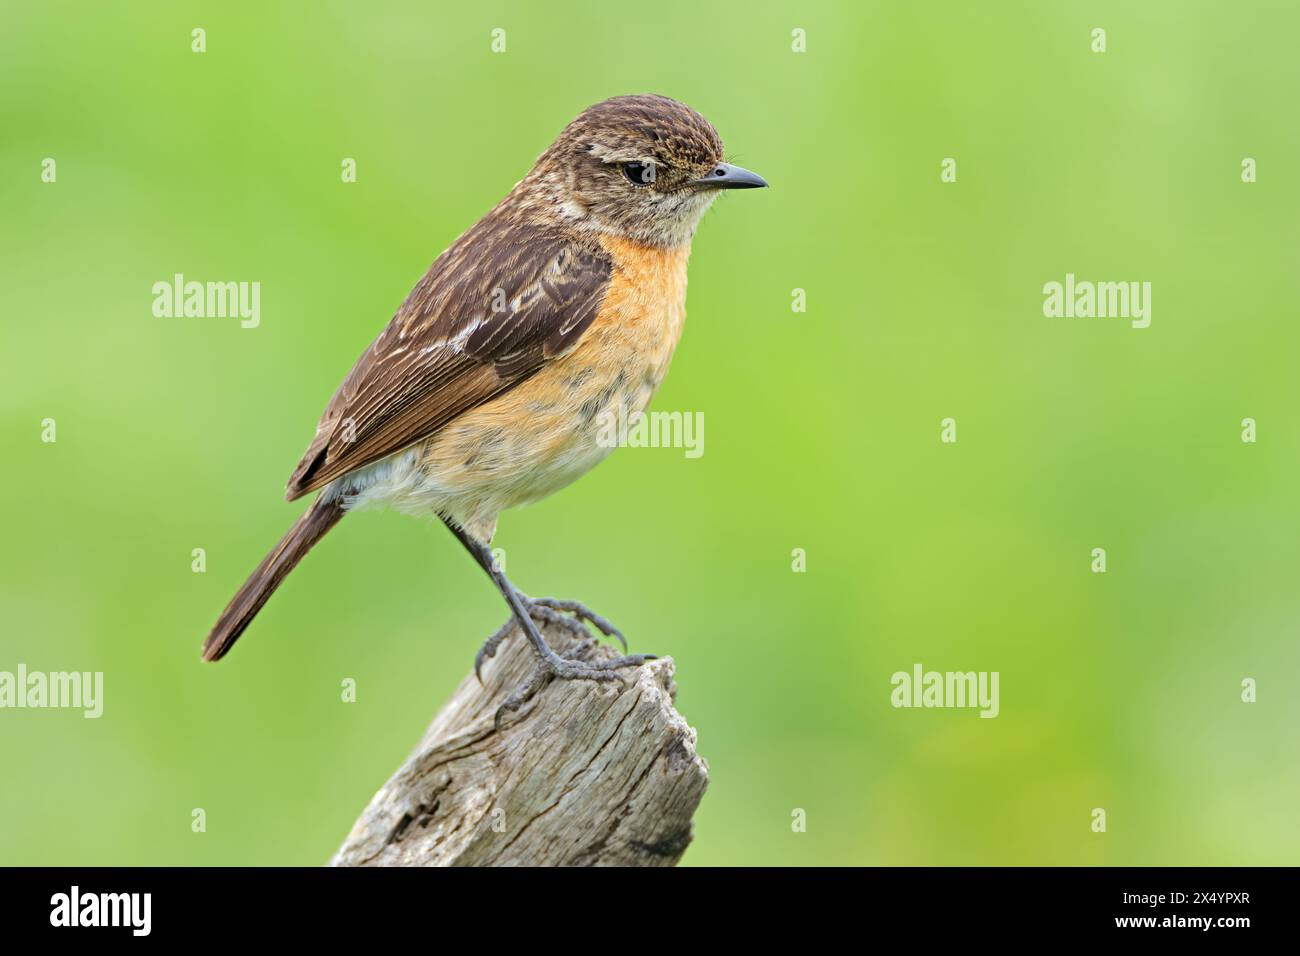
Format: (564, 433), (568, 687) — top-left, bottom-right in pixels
(202, 498), (346, 662)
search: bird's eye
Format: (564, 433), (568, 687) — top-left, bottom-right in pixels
(622, 162), (655, 186)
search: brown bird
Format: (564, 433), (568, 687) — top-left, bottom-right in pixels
(202, 94), (767, 694)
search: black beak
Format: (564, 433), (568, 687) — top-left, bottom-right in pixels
(693, 162), (769, 190)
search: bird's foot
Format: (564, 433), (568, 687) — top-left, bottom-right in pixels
(474, 595), (639, 683)
(527, 596), (628, 650)
(494, 639), (656, 729)
(476, 596), (655, 728)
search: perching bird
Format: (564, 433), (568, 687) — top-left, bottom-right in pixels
(202, 94), (767, 693)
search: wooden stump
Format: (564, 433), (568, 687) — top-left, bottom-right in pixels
(330, 618), (708, 866)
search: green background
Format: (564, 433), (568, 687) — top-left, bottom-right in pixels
(3, 0), (1298, 866)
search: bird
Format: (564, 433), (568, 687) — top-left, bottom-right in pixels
(202, 94), (767, 698)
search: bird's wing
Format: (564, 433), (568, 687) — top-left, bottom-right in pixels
(285, 214), (612, 500)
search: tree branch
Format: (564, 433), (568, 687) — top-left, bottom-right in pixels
(330, 617), (708, 866)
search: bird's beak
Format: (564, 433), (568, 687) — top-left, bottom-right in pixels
(692, 162), (769, 190)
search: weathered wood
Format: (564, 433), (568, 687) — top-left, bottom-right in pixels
(330, 617), (708, 867)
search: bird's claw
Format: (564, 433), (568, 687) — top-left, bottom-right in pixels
(474, 596), (633, 683)
(479, 601), (654, 728)
(527, 597), (628, 651)
(492, 647), (656, 729)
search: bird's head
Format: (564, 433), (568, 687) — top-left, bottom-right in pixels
(526, 94), (767, 248)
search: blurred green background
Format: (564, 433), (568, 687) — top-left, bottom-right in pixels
(3, 0), (1298, 866)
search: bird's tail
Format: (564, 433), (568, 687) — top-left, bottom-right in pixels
(202, 497), (346, 662)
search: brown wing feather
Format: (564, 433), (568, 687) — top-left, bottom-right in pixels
(285, 209), (612, 501)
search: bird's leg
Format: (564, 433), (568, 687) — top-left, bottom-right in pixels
(441, 517), (653, 687)
(471, 599), (626, 684)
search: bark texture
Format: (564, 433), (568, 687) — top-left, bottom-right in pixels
(330, 618), (708, 866)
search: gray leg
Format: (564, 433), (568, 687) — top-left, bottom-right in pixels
(473, 599), (629, 682)
(442, 517), (654, 686)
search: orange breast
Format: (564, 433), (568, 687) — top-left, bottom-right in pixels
(406, 235), (693, 533)
(575, 234), (691, 384)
